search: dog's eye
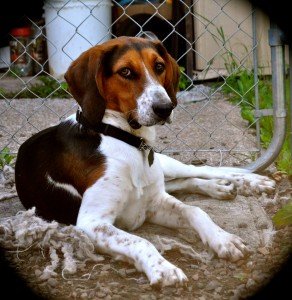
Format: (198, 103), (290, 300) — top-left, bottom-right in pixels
(118, 67), (132, 79)
(155, 62), (165, 74)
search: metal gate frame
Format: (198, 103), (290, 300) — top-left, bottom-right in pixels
(247, 21), (287, 172)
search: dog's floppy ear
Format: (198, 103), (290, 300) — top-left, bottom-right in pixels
(165, 53), (180, 107)
(64, 46), (106, 126)
(153, 41), (180, 107)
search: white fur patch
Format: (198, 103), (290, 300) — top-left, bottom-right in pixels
(65, 113), (78, 124)
(137, 65), (172, 126)
(46, 174), (81, 198)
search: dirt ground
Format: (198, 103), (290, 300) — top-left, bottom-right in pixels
(0, 89), (291, 299)
(0, 173), (291, 300)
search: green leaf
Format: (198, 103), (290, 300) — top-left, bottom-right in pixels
(178, 66), (192, 91)
(241, 107), (254, 124)
(61, 82), (68, 91)
(0, 147), (15, 170)
(237, 79), (244, 95)
(272, 202), (292, 227)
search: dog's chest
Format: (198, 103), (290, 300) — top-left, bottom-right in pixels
(101, 135), (164, 230)
(115, 183), (157, 230)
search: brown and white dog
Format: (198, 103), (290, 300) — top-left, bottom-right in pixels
(15, 36), (275, 286)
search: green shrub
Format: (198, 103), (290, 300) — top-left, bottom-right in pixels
(0, 75), (70, 99)
(221, 70), (291, 175)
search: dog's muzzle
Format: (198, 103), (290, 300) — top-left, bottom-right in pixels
(152, 102), (174, 120)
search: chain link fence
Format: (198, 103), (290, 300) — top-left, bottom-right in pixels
(0, 0), (287, 169)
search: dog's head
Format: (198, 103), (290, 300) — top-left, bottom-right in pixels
(64, 36), (180, 129)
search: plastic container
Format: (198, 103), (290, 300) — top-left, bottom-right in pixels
(9, 27), (33, 76)
(43, 0), (112, 78)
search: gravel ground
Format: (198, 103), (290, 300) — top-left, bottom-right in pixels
(0, 87), (291, 299)
(0, 174), (291, 300)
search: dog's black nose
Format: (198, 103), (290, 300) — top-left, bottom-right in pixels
(152, 102), (174, 119)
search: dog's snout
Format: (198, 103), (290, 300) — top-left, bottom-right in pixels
(152, 102), (174, 119)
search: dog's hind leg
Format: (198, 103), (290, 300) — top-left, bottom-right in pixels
(156, 153), (275, 196)
(165, 178), (237, 200)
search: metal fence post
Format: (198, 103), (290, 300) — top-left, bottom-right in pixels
(251, 7), (261, 151)
(246, 22), (287, 172)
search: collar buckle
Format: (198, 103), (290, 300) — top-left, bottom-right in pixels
(139, 138), (149, 151)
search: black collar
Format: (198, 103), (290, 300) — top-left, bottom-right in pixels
(76, 109), (155, 166)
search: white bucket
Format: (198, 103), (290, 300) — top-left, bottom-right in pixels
(43, 0), (112, 78)
(0, 46), (10, 69)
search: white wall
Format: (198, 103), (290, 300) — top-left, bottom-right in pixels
(193, 0), (271, 75)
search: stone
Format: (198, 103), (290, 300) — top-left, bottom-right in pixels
(257, 247), (269, 255)
(197, 282), (205, 289)
(118, 269), (126, 277)
(35, 269), (42, 277)
(100, 271), (109, 276)
(125, 268), (136, 275)
(219, 269), (227, 275)
(97, 292), (107, 298)
(190, 264), (199, 269)
(192, 274), (199, 281)
(101, 264), (111, 271)
(252, 271), (268, 283)
(236, 260), (245, 266)
(246, 278), (256, 289)
(109, 282), (120, 287)
(205, 280), (221, 291)
(47, 278), (57, 287)
(246, 261), (254, 269)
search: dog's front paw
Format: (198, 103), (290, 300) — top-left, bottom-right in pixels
(148, 259), (188, 287)
(206, 179), (237, 200)
(208, 229), (249, 262)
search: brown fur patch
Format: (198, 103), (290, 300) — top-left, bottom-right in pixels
(62, 152), (106, 194)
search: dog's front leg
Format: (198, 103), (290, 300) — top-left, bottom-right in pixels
(76, 183), (187, 287)
(147, 192), (248, 261)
